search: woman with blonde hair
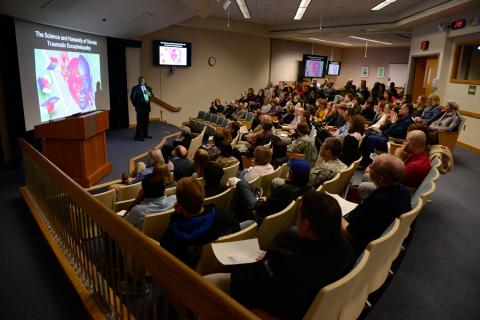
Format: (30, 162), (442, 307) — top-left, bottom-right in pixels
(414, 94), (442, 125)
(413, 95), (427, 117)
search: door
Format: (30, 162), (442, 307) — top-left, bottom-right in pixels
(410, 55), (438, 99)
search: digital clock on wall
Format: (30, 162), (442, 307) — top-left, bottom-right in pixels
(451, 19), (466, 30)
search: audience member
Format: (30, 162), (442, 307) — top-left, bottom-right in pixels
(238, 146), (274, 183)
(215, 143), (239, 168)
(124, 173), (176, 230)
(342, 154), (411, 253)
(414, 94), (442, 125)
(192, 148), (210, 178)
(429, 100), (462, 132)
(287, 122), (311, 154)
(171, 146), (194, 181)
(310, 137), (347, 188)
(219, 191), (354, 319)
(161, 177), (240, 268)
(203, 162), (228, 198)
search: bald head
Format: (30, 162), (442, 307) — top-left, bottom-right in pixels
(371, 154), (405, 187)
(406, 130), (427, 152)
(175, 145), (188, 158)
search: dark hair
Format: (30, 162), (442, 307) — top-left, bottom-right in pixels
(349, 115), (366, 135)
(296, 122), (310, 135)
(323, 137), (343, 158)
(204, 162), (224, 187)
(299, 191), (341, 238)
(404, 103), (413, 115)
(176, 177), (205, 216)
(272, 141), (288, 158)
(262, 121), (273, 132)
(142, 173), (166, 198)
(219, 142), (233, 157)
(213, 133), (224, 147)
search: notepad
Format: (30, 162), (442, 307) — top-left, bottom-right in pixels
(325, 192), (358, 216)
(212, 238), (262, 265)
(116, 210), (127, 217)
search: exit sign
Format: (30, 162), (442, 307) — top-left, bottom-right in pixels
(451, 19), (466, 30)
(421, 41), (429, 51)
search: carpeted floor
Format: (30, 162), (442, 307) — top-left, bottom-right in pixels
(1, 123), (479, 319)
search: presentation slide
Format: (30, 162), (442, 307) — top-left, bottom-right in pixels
(328, 62), (341, 76)
(159, 45), (187, 66)
(305, 59), (325, 78)
(15, 20), (110, 130)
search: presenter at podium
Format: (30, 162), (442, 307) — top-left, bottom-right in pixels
(130, 76), (153, 141)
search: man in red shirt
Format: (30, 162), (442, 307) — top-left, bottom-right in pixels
(358, 130), (431, 200)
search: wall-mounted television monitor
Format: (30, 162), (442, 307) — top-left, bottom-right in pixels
(153, 40), (191, 67)
(302, 54), (327, 78)
(327, 61), (342, 76)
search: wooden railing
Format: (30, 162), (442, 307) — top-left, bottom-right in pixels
(19, 138), (258, 320)
(150, 97), (181, 113)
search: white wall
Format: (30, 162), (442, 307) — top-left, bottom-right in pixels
(408, 9), (480, 149)
(337, 47), (410, 89)
(138, 25), (270, 126)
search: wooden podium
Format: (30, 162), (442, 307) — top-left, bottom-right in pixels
(34, 111), (112, 188)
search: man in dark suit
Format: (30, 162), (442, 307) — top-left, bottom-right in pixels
(130, 76), (153, 141)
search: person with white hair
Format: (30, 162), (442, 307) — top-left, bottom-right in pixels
(429, 100), (462, 132)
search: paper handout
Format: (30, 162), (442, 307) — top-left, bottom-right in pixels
(325, 192), (358, 216)
(212, 238), (262, 265)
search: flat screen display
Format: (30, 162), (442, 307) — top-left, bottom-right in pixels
(154, 40), (191, 67)
(327, 61), (341, 76)
(303, 54), (327, 78)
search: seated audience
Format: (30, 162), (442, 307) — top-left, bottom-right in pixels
(314, 98), (328, 120)
(124, 148), (165, 184)
(414, 94), (442, 125)
(360, 99), (375, 122)
(172, 126), (193, 149)
(238, 146), (274, 183)
(161, 177), (240, 268)
(413, 95), (427, 117)
(235, 158), (313, 220)
(310, 137), (347, 188)
(124, 173), (176, 230)
(215, 143), (239, 168)
(358, 130), (431, 199)
(209, 98), (225, 114)
(214, 191), (354, 319)
(287, 122), (311, 154)
(192, 148), (210, 178)
(282, 106), (304, 131)
(342, 154), (411, 253)
(171, 146), (194, 181)
(359, 103), (413, 168)
(271, 141), (289, 169)
(203, 162), (228, 198)
(429, 100), (462, 132)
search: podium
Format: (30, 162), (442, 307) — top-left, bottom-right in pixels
(34, 111), (112, 188)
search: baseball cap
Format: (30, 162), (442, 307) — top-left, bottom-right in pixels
(287, 158), (310, 177)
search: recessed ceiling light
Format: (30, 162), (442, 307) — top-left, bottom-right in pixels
(348, 36), (393, 45)
(235, 0), (251, 19)
(307, 38), (353, 46)
(294, 0), (311, 21)
(371, 0), (397, 11)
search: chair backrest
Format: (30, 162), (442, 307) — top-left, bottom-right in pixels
(142, 208), (175, 242)
(352, 156), (363, 171)
(118, 182), (142, 201)
(203, 187), (235, 209)
(220, 162), (240, 186)
(256, 200), (296, 250)
(338, 250), (371, 320)
(411, 175), (437, 206)
(304, 251), (370, 320)
(93, 188), (116, 210)
(431, 156), (441, 170)
(231, 132), (240, 146)
(197, 111), (206, 119)
(316, 172), (340, 192)
(114, 198), (136, 212)
(187, 128), (205, 160)
(204, 112), (213, 122)
(321, 163), (355, 197)
(263, 141), (272, 149)
(365, 219), (400, 293)
(309, 126), (317, 139)
(216, 116), (225, 125)
(278, 163), (290, 179)
(195, 222), (258, 275)
(259, 165), (283, 198)
(247, 175), (262, 190)
(245, 112), (254, 121)
(391, 198), (424, 261)
(210, 114), (219, 124)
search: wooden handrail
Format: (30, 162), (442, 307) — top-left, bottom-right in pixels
(19, 138), (258, 320)
(151, 96), (181, 112)
(128, 131), (179, 175)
